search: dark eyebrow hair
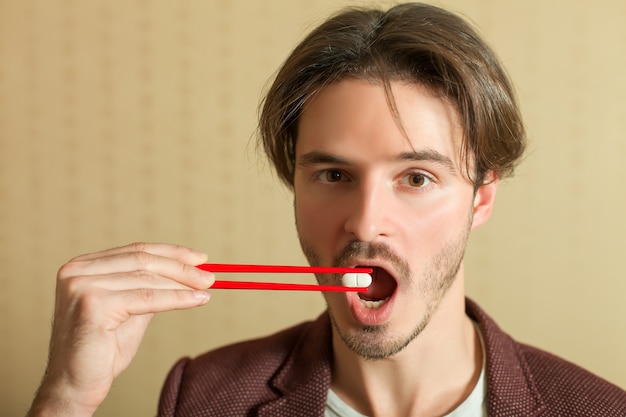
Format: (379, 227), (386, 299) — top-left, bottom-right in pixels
(297, 149), (457, 174)
(396, 150), (457, 173)
(296, 151), (350, 167)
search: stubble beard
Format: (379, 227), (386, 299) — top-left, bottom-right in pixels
(297, 220), (471, 361)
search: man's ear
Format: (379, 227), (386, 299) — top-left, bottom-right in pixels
(471, 171), (498, 230)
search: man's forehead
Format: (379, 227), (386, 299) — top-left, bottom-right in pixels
(295, 79), (471, 174)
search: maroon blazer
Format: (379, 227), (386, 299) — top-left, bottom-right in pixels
(158, 299), (626, 416)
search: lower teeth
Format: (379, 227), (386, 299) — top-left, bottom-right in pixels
(360, 298), (389, 309)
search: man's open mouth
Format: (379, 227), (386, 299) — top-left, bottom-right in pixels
(356, 265), (398, 309)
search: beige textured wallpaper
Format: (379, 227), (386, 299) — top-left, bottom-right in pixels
(1, 0), (624, 415)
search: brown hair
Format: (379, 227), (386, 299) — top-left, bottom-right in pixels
(259, 2), (526, 188)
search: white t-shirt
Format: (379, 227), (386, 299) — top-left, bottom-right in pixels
(325, 327), (487, 417)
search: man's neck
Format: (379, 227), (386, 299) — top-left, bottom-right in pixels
(330, 280), (482, 417)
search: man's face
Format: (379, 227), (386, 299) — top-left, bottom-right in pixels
(293, 79), (494, 360)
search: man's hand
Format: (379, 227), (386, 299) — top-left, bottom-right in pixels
(27, 243), (214, 417)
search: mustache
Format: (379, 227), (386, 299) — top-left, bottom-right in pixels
(333, 241), (410, 280)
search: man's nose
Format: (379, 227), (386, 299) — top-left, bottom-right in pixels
(343, 181), (390, 242)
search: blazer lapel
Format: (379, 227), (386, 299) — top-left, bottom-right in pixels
(257, 313), (334, 417)
(466, 298), (547, 416)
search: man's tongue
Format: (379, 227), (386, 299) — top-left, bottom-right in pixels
(359, 267), (397, 301)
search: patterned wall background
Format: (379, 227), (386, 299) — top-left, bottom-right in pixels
(1, 0), (624, 415)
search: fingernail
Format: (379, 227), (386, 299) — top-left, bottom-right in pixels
(194, 290), (210, 303)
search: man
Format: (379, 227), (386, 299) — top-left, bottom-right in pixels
(28, 3), (626, 416)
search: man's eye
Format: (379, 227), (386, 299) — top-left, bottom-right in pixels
(323, 170), (344, 182)
(406, 173), (431, 187)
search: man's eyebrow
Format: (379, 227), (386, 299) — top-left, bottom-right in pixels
(396, 150), (457, 173)
(297, 152), (350, 167)
(297, 149), (457, 173)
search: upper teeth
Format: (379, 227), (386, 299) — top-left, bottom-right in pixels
(360, 298), (389, 309)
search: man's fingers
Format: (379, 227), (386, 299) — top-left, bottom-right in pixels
(58, 250), (214, 289)
(70, 242), (208, 266)
(60, 286), (210, 329)
(61, 270), (213, 294)
(121, 288), (211, 315)
(81, 288), (211, 321)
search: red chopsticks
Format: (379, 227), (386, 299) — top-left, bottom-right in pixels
(196, 264), (373, 292)
(210, 281), (366, 292)
(197, 264), (372, 274)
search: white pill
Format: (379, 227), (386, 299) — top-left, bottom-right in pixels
(342, 273), (372, 288)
